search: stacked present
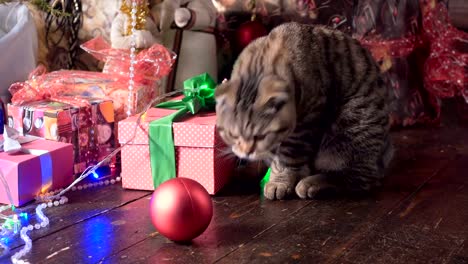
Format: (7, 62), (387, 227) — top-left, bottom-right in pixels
(1, 30), (236, 207)
(5, 39), (176, 177)
(2, 70), (236, 207)
(118, 73), (236, 194)
(7, 97), (115, 175)
(10, 37), (176, 122)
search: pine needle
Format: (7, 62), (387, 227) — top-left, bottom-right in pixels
(0, 0), (71, 17)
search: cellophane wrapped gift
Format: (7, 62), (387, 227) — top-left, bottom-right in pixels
(80, 36), (177, 103)
(0, 135), (74, 207)
(352, 0), (441, 126)
(8, 37), (176, 122)
(7, 97), (115, 175)
(9, 69), (153, 123)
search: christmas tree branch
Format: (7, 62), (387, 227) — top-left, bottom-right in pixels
(0, 0), (70, 17)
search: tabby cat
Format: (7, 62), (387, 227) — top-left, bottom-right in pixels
(215, 22), (394, 200)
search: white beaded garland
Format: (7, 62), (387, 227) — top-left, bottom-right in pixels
(127, 0), (138, 117)
(9, 176), (121, 263)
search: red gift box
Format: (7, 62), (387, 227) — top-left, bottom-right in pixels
(118, 108), (236, 194)
(0, 136), (74, 206)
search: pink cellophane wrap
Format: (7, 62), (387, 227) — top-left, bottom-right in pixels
(9, 37), (176, 120)
(80, 36), (176, 82)
(350, 0), (441, 127)
(422, 2), (468, 103)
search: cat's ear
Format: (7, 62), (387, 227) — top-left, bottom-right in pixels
(256, 76), (290, 114)
(215, 79), (239, 108)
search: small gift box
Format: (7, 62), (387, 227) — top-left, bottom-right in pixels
(7, 97), (115, 175)
(8, 70), (157, 122)
(117, 74), (236, 194)
(0, 135), (74, 207)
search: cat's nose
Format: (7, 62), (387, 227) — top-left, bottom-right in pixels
(239, 140), (255, 155)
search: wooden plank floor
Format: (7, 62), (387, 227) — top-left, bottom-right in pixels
(2, 108), (468, 264)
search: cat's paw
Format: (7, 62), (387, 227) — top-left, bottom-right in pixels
(264, 181), (294, 200)
(295, 175), (330, 199)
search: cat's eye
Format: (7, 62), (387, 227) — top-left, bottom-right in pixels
(254, 134), (267, 141)
(224, 130), (239, 139)
(273, 127), (289, 134)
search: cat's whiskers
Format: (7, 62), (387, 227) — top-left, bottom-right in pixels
(215, 145), (237, 160)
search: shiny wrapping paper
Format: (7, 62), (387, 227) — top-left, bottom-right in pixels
(351, 0), (440, 126)
(420, 1), (468, 104)
(8, 37), (176, 122)
(7, 98), (115, 175)
(9, 70), (156, 122)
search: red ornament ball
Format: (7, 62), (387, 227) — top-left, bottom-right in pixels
(149, 177), (213, 242)
(235, 20), (268, 52)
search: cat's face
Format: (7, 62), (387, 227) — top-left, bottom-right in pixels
(215, 76), (296, 160)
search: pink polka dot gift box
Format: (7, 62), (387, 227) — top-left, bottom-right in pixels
(118, 107), (236, 194)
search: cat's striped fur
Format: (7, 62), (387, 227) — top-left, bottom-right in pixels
(215, 22), (394, 200)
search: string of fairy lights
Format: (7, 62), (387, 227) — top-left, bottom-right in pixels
(0, 1), (183, 262)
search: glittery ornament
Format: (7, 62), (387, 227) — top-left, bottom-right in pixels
(120, 0), (150, 36)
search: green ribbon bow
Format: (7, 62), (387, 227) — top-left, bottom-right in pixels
(148, 73), (217, 189)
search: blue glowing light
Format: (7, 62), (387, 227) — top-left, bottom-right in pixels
(0, 236), (10, 245)
(92, 166), (111, 181)
(19, 213), (28, 220)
